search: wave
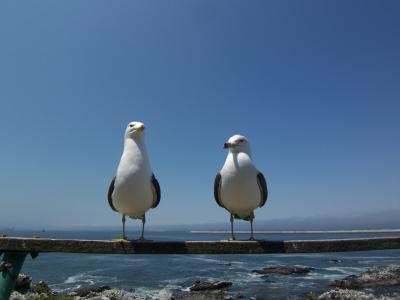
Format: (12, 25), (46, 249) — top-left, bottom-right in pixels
(322, 266), (363, 273)
(50, 272), (118, 292)
(360, 259), (400, 264)
(238, 272), (265, 283)
(189, 256), (228, 264)
(351, 256), (400, 259)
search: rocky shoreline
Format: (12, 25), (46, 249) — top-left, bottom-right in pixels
(10, 265), (400, 300)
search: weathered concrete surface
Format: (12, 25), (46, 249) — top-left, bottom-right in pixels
(333, 265), (400, 289)
(1, 236), (399, 254)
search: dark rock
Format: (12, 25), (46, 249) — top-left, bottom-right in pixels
(75, 285), (111, 297)
(252, 266), (314, 275)
(171, 290), (235, 300)
(332, 265), (400, 288)
(14, 274), (32, 292)
(189, 281), (232, 291)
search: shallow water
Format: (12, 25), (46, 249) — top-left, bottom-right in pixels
(3, 230), (400, 299)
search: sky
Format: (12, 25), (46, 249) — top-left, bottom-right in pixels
(0, 1), (399, 229)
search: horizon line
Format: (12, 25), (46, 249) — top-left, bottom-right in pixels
(191, 229), (400, 234)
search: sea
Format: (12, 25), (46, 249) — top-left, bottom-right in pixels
(3, 230), (400, 299)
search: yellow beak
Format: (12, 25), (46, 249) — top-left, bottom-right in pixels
(223, 142), (234, 149)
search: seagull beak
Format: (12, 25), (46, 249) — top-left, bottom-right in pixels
(223, 142), (230, 149)
(138, 124), (145, 131)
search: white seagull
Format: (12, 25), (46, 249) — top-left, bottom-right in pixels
(214, 135), (268, 240)
(108, 121), (160, 240)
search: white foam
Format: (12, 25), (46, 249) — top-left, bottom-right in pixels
(324, 267), (366, 274)
(64, 273), (93, 284)
(50, 272), (118, 293)
(190, 256), (225, 264)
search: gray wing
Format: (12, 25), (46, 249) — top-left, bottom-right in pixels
(151, 174), (161, 208)
(108, 176), (117, 212)
(257, 172), (268, 207)
(214, 172), (225, 208)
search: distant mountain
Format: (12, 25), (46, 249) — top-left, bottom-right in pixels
(183, 210), (400, 231)
(2, 210), (399, 232)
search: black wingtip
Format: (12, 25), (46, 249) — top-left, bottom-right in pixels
(108, 176), (117, 212)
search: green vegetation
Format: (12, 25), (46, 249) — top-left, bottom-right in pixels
(25, 294), (74, 300)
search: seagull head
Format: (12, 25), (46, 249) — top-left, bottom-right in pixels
(223, 134), (251, 155)
(125, 121), (145, 139)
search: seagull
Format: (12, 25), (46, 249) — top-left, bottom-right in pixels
(108, 121), (160, 240)
(214, 135), (268, 241)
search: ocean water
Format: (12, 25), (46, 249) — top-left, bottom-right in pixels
(3, 230), (400, 299)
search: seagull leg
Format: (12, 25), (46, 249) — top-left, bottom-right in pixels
(229, 213), (236, 241)
(122, 214), (127, 240)
(249, 212), (255, 240)
(112, 214), (129, 242)
(139, 215), (146, 241)
(249, 218), (255, 241)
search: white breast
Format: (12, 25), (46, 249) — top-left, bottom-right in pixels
(112, 139), (153, 218)
(220, 152), (261, 218)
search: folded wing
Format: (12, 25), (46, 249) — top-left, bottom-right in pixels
(108, 176), (117, 212)
(151, 174), (161, 208)
(214, 172), (225, 208)
(257, 172), (268, 207)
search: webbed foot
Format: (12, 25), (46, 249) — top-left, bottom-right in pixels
(112, 236), (130, 242)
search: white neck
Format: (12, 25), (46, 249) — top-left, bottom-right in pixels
(121, 137), (151, 170)
(229, 147), (252, 158)
(223, 151), (254, 170)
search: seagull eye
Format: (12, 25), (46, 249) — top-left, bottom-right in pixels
(239, 139), (244, 143)
(129, 124), (134, 128)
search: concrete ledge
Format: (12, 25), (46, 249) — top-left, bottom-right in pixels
(0, 236), (399, 254)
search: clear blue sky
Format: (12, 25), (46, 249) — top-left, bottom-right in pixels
(0, 1), (399, 228)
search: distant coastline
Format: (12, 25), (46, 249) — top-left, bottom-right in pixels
(191, 229), (400, 234)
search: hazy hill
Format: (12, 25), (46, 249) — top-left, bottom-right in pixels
(2, 210), (399, 232)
